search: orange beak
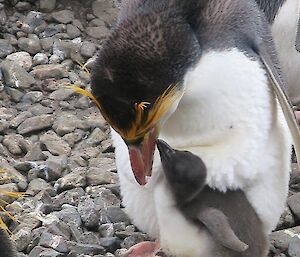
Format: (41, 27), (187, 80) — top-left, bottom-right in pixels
(127, 127), (158, 185)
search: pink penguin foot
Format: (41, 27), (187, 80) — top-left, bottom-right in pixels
(124, 241), (163, 257)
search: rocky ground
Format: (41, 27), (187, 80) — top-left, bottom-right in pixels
(0, 0), (299, 257)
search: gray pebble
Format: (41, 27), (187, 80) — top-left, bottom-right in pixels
(288, 236), (300, 257)
(288, 193), (300, 220)
(33, 53), (48, 65)
(78, 196), (99, 228)
(54, 167), (86, 192)
(40, 131), (71, 156)
(1, 60), (36, 89)
(39, 232), (69, 253)
(18, 37), (42, 55)
(0, 39), (13, 58)
(39, 0), (56, 12)
(52, 10), (74, 24)
(6, 51), (33, 71)
(17, 114), (54, 134)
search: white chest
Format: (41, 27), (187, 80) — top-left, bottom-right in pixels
(153, 180), (213, 257)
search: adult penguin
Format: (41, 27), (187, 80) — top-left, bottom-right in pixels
(85, 0), (300, 250)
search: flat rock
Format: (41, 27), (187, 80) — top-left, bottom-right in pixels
(86, 26), (109, 40)
(18, 37), (42, 55)
(67, 241), (105, 256)
(87, 168), (118, 186)
(288, 236), (300, 257)
(0, 39), (13, 58)
(270, 227), (300, 252)
(1, 60), (36, 89)
(21, 11), (45, 34)
(33, 53), (48, 65)
(78, 196), (99, 228)
(17, 115), (54, 134)
(39, 0), (56, 12)
(30, 64), (68, 80)
(39, 232), (69, 253)
(49, 88), (75, 101)
(54, 168), (87, 192)
(52, 10), (74, 24)
(6, 51), (33, 71)
(40, 131), (71, 156)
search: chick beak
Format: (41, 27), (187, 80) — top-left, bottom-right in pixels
(127, 127), (158, 185)
(156, 139), (176, 164)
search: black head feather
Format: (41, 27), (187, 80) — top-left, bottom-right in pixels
(91, 1), (200, 138)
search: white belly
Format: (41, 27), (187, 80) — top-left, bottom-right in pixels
(272, 0), (300, 105)
(112, 49), (291, 238)
(153, 180), (213, 257)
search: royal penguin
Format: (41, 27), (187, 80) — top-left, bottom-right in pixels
(86, 0), (300, 255)
(154, 139), (268, 257)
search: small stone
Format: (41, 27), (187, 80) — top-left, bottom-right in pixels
(277, 207), (295, 230)
(15, 1), (31, 12)
(21, 11), (45, 34)
(3, 134), (23, 155)
(25, 142), (47, 161)
(0, 120), (9, 133)
(14, 226), (32, 252)
(67, 242), (105, 256)
(1, 61), (36, 89)
(87, 168), (118, 186)
(54, 167), (86, 192)
(30, 64), (68, 79)
(49, 88), (75, 101)
(43, 155), (67, 181)
(18, 37), (41, 55)
(40, 249), (65, 257)
(55, 204), (82, 227)
(14, 161), (37, 172)
(39, 0), (56, 12)
(27, 178), (54, 196)
(54, 187), (85, 207)
(40, 131), (71, 156)
(33, 53), (48, 65)
(29, 104), (53, 116)
(52, 10), (74, 24)
(78, 232), (100, 245)
(81, 41), (96, 58)
(5, 87), (24, 102)
(17, 115), (54, 134)
(89, 157), (117, 171)
(0, 183), (18, 204)
(101, 237), (122, 253)
(86, 26), (109, 40)
(288, 236), (300, 257)
(288, 192), (300, 220)
(6, 52), (33, 71)
(99, 223), (115, 238)
(121, 234), (148, 249)
(40, 232), (68, 253)
(67, 24), (81, 39)
(22, 91), (43, 103)
(270, 227), (300, 252)
(107, 207), (130, 225)
(10, 111), (32, 128)
(78, 196), (99, 228)
(0, 39), (13, 58)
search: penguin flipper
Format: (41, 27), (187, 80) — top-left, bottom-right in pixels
(295, 17), (300, 52)
(259, 49), (300, 169)
(197, 207), (248, 252)
(0, 229), (17, 257)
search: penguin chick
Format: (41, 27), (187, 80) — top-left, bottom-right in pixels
(0, 229), (17, 257)
(157, 139), (269, 257)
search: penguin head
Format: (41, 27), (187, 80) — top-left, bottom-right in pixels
(157, 139), (207, 204)
(90, 2), (201, 185)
